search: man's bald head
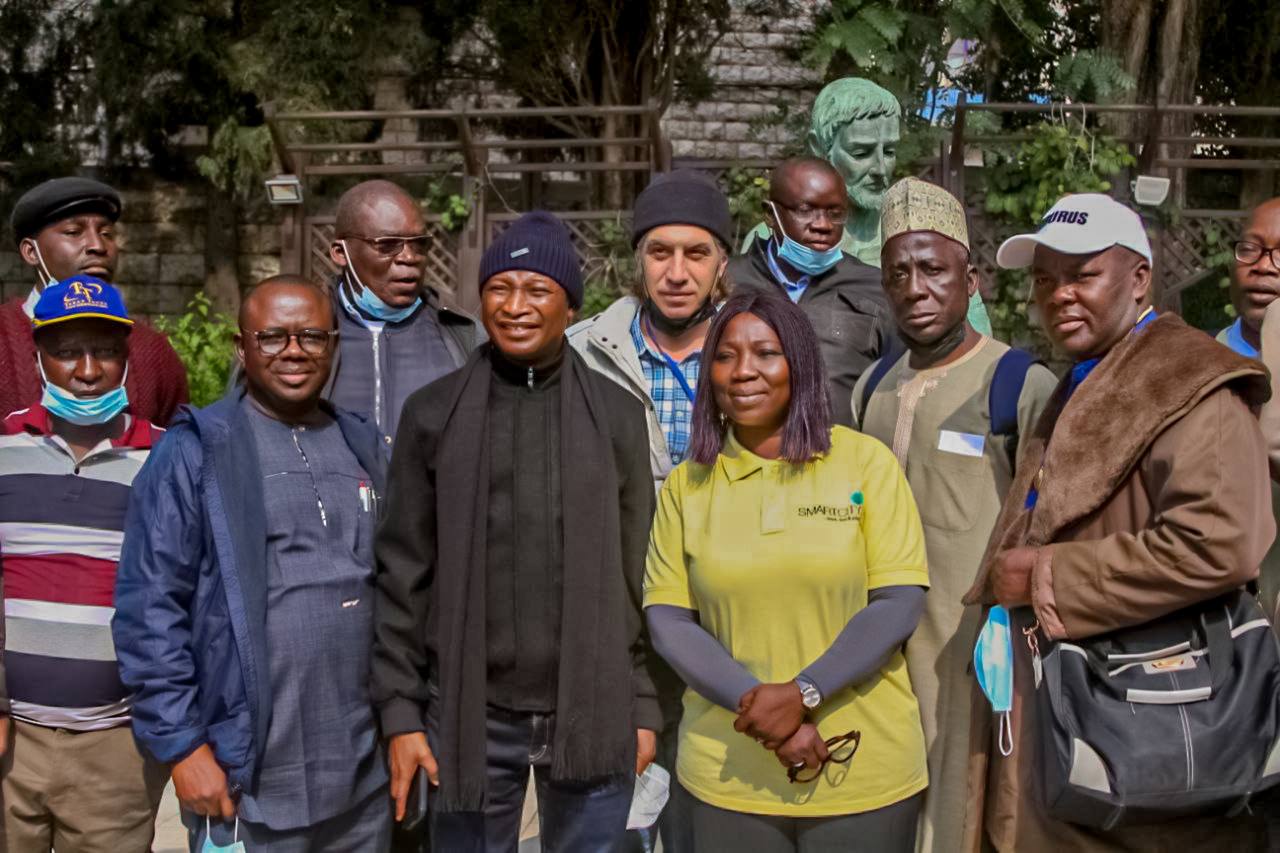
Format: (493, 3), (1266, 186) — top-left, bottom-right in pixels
(238, 274), (332, 329)
(329, 181), (428, 308)
(334, 180), (419, 238)
(765, 157), (847, 253)
(1246, 197), (1280, 235)
(769, 158), (844, 204)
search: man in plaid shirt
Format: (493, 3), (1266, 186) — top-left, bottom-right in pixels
(569, 169), (732, 488)
(568, 169), (733, 852)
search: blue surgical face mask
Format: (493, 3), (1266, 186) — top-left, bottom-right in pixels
(201, 817), (245, 853)
(768, 202), (844, 276)
(974, 604), (1015, 756)
(38, 358), (129, 426)
(340, 240), (422, 323)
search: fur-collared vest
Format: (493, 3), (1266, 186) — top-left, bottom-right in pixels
(961, 313), (1274, 852)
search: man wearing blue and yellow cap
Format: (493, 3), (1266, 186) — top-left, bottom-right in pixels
(0, 274), (169, 851)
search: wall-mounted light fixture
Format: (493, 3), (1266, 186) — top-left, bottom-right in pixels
(264, 174), (304, 205)
(1131, 175), (1171, 207)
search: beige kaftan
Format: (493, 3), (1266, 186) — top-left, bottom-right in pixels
(852, 337), (1057, 853)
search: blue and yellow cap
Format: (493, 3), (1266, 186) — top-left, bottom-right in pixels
(32, 274), (133, 330)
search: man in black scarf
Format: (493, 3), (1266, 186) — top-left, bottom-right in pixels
(372, 210), (660, 851)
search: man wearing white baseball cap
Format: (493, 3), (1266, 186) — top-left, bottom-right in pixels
(961, 193), (1275, 851)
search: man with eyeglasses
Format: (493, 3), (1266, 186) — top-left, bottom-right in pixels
(114, 275), (393, 849)
(326, 179), (482, 446)
(728, 157), (897, 427)
(1222, 197), (1280, 627)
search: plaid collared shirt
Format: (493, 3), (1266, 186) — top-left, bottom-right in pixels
(631, 312), (700, 465)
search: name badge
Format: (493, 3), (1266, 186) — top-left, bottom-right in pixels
(938, 430), (985, 458)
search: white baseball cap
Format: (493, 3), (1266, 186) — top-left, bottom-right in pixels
(996, 193), (1153, 269)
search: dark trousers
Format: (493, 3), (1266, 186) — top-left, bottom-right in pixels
(430, 706), (634, 853)
(188, 788), (393, 852)
(686, 788), (922, 853)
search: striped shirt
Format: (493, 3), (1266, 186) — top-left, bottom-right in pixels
(0, 405), (162, 730)
(630, 312), (701, 465)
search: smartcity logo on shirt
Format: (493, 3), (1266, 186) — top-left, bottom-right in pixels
(797, 504), (863, 522)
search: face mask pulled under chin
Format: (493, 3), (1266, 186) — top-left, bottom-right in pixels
(767, 202), (843, 276)
(643, 293), (717, 337)
(38, 358), (129, 426)
(340, 241), (422, 323)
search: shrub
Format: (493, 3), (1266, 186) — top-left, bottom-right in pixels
(154, 292), (238, 407)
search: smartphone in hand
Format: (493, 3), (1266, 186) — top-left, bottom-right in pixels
(402, 766), (430, 832)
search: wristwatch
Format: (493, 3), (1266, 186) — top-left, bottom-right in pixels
(795, 675), (823, 710)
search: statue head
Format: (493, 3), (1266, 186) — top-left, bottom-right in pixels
(807, 78), (902, 216)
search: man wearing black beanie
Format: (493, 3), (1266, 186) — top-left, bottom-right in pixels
(569, 169), (730, 486)
(372, 210), (661, 851)
(568, 170), (730, 852)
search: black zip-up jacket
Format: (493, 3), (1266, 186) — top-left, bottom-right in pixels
(728, 239), (898, 427)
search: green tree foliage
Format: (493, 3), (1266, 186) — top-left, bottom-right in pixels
(984, 121), (1135, 224)
(982, 119), (1134, 348)
(153, 292), (238, 407)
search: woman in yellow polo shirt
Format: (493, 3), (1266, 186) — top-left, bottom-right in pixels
(644, 289), (929, 852)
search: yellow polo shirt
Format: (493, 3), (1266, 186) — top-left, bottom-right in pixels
(644, 426), (929, 816)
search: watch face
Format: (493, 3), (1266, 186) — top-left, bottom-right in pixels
(802, 687), (821, 709)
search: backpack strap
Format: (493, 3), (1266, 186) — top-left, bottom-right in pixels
(988, 347), (1043, 471)
(857, 352), (898, 424)
(988, 347), (1040, 436)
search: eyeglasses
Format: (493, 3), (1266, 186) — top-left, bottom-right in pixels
(347, 234), (431, 257)
(787, 729), (861, 784)
(1235, 241), (1280, 267)
(245, 328), (337, 357)
(772, 201), (849, 226)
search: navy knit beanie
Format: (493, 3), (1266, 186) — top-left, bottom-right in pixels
(479, 210), (584, 309)
(631, 169), (733, 249)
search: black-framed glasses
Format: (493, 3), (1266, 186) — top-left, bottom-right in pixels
(245, 328), (337, 357)
(772, 201), (849, 226)
(1235, 241), (1280, 267)
(348, 234), (431, 257)
(787, 729), (861, 784)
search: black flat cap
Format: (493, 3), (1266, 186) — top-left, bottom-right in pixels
(10, 177), (122, 241)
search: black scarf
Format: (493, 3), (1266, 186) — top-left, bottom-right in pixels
(433, 343), (635, 812)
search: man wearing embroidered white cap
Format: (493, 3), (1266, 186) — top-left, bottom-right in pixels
(960, 194), (1275, 851)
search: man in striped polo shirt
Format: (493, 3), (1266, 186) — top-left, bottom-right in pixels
(0, 275), (168, 851)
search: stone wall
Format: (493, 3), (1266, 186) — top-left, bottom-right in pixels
(0, 180), (281, 321)
(662, 4), (822, 162)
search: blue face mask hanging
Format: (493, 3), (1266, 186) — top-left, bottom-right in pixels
(974, 604), (1015, 756)
(340, 240), (422, 323)
(39, 358), (129, 426)
(768, 202), (844, 276)
(201, 817), (245, 853)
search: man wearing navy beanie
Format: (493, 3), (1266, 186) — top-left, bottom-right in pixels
(374, 209), (661, 851)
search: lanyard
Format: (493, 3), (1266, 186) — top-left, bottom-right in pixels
(642, 314), (697, 404)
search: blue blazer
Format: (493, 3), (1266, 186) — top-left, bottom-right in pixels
(112, 390), (387, 793)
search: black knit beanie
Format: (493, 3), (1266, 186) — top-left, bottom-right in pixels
(630, 169), (733, 249)
(479, 210), (584, 308)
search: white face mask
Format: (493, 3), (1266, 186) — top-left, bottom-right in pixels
(626, 763), (671, 830)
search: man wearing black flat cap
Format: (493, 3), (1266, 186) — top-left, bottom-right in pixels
(2, 177), (188, 424)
